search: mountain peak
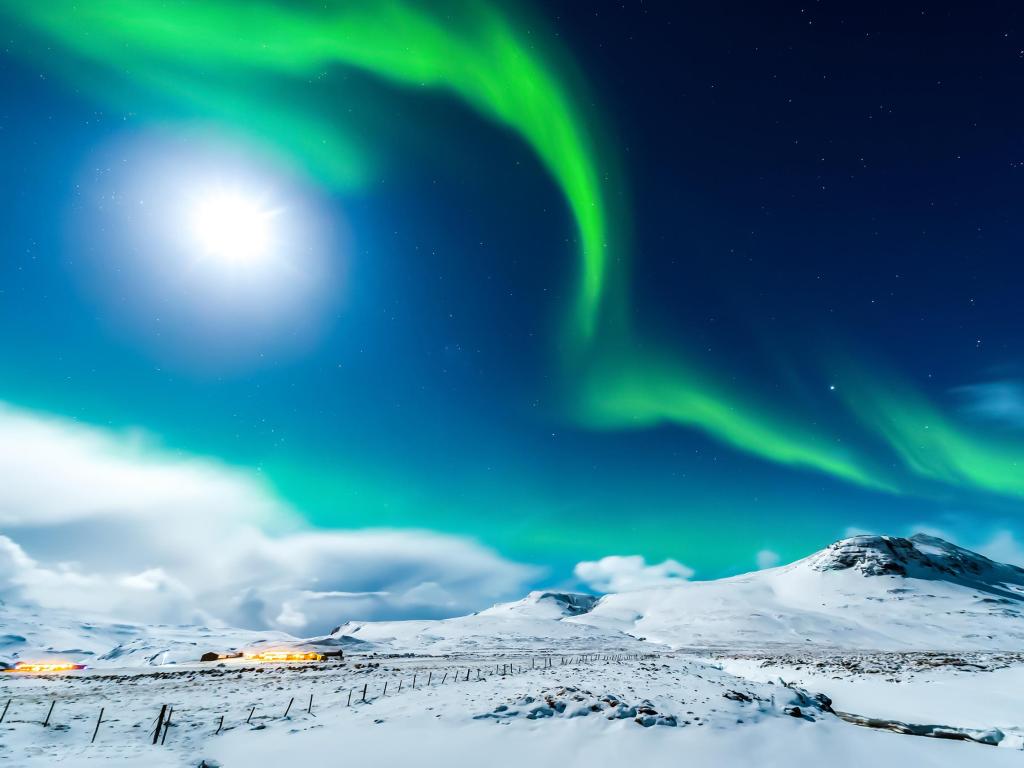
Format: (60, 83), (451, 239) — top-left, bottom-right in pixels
(479, 591), (599, 619)
(806, 533), (1024, 587)
(530, 592), (599, 616)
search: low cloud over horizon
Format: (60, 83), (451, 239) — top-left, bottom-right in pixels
(0, 403), (540, 635)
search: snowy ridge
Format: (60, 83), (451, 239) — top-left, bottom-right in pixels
(334, 534), (1024, 653)
(333, 591), (639, 653)
(808, 534), (1024, 587)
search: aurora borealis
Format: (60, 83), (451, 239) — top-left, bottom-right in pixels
(2, 1), (1024, 623)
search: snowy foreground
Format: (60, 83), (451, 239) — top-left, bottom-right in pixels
(1, 651), (1022, 767)
(2, 534), (1023, 765)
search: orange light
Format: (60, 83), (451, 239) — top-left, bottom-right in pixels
(243, 650), (324, 663)
(7, 661), (85, 674)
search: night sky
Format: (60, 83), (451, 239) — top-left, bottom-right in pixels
(2, 0), (1024, 616)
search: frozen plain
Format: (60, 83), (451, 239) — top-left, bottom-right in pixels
(2, 534), (1022, 766)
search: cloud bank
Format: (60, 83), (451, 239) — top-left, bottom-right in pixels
(0, 403), (538, 634)
(574, 554), (694, 593)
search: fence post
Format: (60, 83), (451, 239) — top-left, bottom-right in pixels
(383, 681), (388, 696)
(0, 699), (9, 724)
(347, 690), (352, 706)
(91, 708), (104, 743)
(308, 694), (313, 714)
(247, 706), (256, 724)
(153, 704), (167, 745)
(216, 715), (223, 736)
(284, 698), (294, 718)
(413, 674), (417, 689)
(361, 684), (368, 702)
(161, 708), (173, 746)
(43, 700), (56, 727)
(427, 672), (432, 686)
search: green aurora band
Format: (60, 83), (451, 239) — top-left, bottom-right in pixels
(5, 0), (1024, 502)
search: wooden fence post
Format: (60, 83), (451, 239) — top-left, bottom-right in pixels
(347, 690), (352, 706)
(361, 683), (368, 702)
(91, 708), (104, 743)
(161, 708), (173, 745)
(153, 704), (167, 745)
(216, 715), (223, 736)
(307, 694), (313, 714)
(284, 698), (294, 718)
(247, 706), (256, 724)
(0, 699), (9, 724)
(43, 700), (55, 727)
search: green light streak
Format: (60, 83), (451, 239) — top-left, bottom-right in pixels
(577, 348), (887, 490)
(842, 372), (1024, 498)
(6, 0), (1023, 504)
(4, 0), (609, 341)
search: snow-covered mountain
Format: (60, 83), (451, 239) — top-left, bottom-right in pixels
(333, 591), (642, 653)
(331, 534), (1024, 653)
(4, 534), (1022, 666)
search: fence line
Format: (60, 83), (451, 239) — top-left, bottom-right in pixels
(0, 652), (661, 749)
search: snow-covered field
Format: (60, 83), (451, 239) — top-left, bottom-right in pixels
(715, 651), (1024, 730)
(1, 652), (1021, 767)
(2, 534), (1022, 766)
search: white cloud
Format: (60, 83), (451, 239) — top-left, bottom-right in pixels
(755, 549), (780, 569)
(0, 403), (287, 527)
(952, 380), (1024, 429)
(573, 555), (693, 593)
(0, 402), (539, 634)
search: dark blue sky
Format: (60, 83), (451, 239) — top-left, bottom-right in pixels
(1, 0), (1023, 586)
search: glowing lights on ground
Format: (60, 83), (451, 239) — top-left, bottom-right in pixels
(243, 650), (325, 663)
(6, 661), (86, 674)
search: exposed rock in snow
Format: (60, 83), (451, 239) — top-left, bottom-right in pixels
(808, 534), (1024, 590)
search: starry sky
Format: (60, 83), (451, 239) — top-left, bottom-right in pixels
(2, 0), (1024, 614)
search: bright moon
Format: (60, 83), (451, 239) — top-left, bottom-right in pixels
(191, 190), (276, 263)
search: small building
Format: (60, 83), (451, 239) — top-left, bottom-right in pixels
(199, 651), (243, 663)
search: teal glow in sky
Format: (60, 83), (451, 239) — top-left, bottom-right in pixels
(1, 0), (1024, 628)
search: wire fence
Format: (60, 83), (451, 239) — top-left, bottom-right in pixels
(0, 652), (659, 758)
